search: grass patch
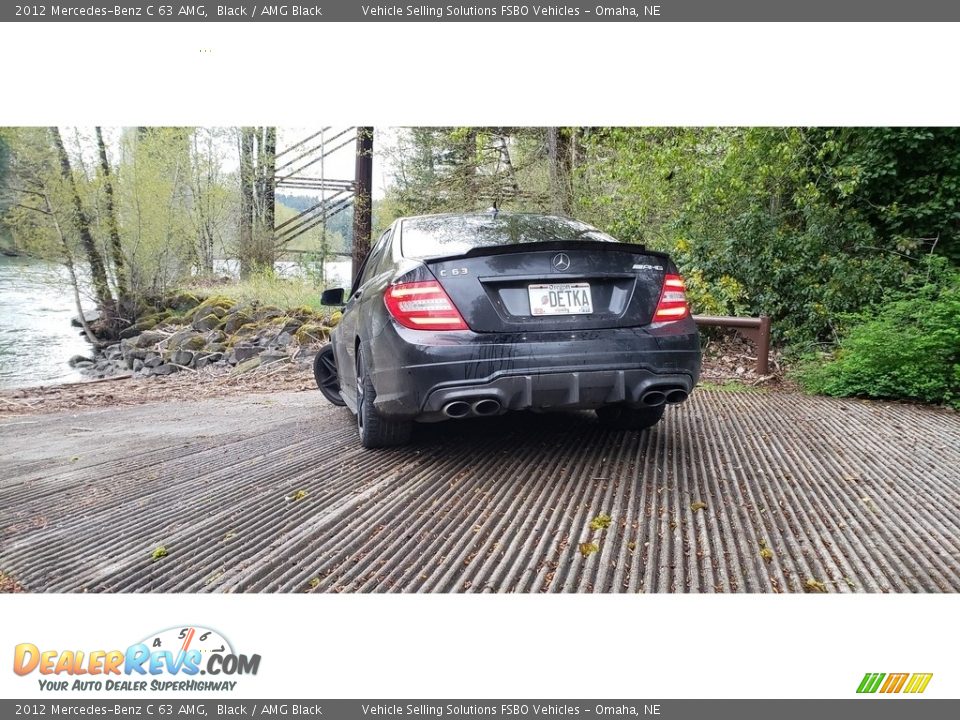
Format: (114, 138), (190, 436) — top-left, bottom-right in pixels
(698, 380), (763, 393)
(182, 271), (328, 313)
(578, 542), (599, 558)
(150, 546), (169, 562)
(589, 513), (612, 531)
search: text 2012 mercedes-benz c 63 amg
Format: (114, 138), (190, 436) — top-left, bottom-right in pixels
(313, 213), (701, 447)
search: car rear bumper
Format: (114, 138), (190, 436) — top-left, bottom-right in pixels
(366, 318), (702, 420)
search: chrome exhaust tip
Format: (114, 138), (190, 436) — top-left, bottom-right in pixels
(472, 399), (502, 416)
(641, 390), (667, 407)
(443, 400), (472, 419)
(665, 389), (689, 404)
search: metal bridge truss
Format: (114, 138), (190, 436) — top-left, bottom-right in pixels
(273, 127), (358, 258)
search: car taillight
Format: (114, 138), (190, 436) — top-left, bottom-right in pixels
(653, 274), (690, 322)
(384, 281), (468, 331)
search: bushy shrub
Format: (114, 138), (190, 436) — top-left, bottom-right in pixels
(795, 264), (960, 408)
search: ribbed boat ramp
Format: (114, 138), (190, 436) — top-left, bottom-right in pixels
(1, 389), (957, 593)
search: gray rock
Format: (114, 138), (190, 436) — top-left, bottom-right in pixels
(132, 358), (144, 372)
(74, 361), (94, 370)
(233, 345), (263, 363)
(195, 352), (223, 369)
(275, 331), (294, 347)
(167, 328), (201, 350)
(144, 354), (163, 368)
(171, 350), (194, 367)
(260, 351), (290, 366)
(135, 331), (166, 349)
(68, 354), (94, 367)
(223, 311), (253, 334)
(71, 310), (100, 327)
(192, 313), (221, 331)
(204, 329), (227, 345)
(104, 344), (123, 361)
(153, 364), (178, 376)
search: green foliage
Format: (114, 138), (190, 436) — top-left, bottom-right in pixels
(118, 127), (195, 295)
(381, 128), (551, 217)
(794, 262), (960, 408)
(812, 127), (960, 262)
(575, 127), (958, 343)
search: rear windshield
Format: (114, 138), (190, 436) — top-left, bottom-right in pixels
(400, 214), (619, 260)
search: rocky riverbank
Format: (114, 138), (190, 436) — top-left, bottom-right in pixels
(67, 292), (339, 381)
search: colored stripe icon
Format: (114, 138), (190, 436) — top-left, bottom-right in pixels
(857, 673), (933, 694)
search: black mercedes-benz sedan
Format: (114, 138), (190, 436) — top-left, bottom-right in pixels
(314, 213), (701, 447)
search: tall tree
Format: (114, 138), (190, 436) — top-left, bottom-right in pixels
(50, 127), (115, 321)
(239, 127), (255, 277)
(262, 126), (276, 264)
(548, 127), (573, 215)
(95, 126), (129, 304)
(352, 127), (374, 280)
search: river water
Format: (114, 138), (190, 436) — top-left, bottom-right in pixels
(0, 255), (94, 389)
(0, 256), (355, 391)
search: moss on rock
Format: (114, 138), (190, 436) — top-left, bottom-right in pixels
(135, 331), (166, 349)
(253, 305), (284, 322)
(182, 335), (207, 351)
(225, 323), (259, 347)
(223, 311), (253, 334)
(119, 315), (162, 339)
(164, 291), (201, 313)
(192, 312), (222, 331)
(295, 323), (330, 344)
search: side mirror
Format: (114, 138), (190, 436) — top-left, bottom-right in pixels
(320, 288), (345, 306)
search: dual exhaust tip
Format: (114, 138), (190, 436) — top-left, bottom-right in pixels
(442, 388), (688, 417)
(641, 387), (689, 407)
(442, 398), (502, 419)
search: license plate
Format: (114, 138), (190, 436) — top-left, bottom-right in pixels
(528, 283), (593, 316)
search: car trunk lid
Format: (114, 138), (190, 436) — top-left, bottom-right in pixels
(424, 241), (668, 332)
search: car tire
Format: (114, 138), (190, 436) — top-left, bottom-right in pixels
(595, 404), (665, 431)
(313, 345), (346, 406)
(356, 345), (412, 448)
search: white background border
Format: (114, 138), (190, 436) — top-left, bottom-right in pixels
(1, 19), (958, 700)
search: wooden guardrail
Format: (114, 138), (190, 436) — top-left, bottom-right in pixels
(694, 315), (772, 375)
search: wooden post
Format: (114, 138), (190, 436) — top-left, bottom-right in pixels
(352, 127), (374, 283)
(757, 315), (771, 376)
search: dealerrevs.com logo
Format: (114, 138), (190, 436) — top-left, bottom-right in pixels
(13, 626), (261, 692)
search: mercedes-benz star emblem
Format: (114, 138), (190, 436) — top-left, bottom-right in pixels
(552, 253), (571, 271)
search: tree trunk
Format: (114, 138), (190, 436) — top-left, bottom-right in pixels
(459, 128), (477, 208)
(258, 126), (276, 271)
(95, 127), (129, 308)
(50, 127), (116, 326)
(548, 127), (574, 216)
(45, 191), (99, 346)
(239, 127), (255, 278)
(352, 128), (374, 282)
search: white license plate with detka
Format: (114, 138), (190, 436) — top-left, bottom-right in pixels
(528, 283), (593, 316)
